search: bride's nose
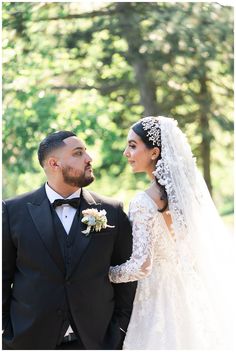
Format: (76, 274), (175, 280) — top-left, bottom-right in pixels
(123, 146), (129, 157)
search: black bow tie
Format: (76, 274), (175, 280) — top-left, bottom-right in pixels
(52, 198), (81, 209)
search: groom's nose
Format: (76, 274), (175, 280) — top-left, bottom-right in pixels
(85, 152), (92, 163)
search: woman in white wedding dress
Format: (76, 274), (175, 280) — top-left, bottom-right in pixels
(109, 116), (235, 350)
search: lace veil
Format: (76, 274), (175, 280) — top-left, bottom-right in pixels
(143, 116), (235, 343)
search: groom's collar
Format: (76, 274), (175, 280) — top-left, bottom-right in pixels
(30, 184), (98, 206)
(45, 183), (81, 203)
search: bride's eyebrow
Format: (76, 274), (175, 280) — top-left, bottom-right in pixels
(128, 140), (137, 144)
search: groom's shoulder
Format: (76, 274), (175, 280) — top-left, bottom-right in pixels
(3, 185), (45, 206)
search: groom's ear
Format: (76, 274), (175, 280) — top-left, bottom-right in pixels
(47, 156), (61, 171)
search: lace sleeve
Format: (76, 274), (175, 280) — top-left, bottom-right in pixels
(109, 193), (156, 283)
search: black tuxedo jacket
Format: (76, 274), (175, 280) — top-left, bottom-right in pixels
(2, 185), (137, 349)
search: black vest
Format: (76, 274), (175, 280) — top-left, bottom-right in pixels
(51, 208), (80, 343)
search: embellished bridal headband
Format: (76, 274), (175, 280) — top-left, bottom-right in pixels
(140, 116), (168, 188)
(141, 116), (161, 147)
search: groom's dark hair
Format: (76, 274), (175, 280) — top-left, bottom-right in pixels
(38, 130), (76, 167)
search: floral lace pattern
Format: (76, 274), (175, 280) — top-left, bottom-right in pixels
(109, 192), (225, 349)
(152, 117), (194, 237)
(109, 192), (156, 282)
(141, 116), (161, 146)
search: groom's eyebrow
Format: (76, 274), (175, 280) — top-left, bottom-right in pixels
(72, 146), (85, 151)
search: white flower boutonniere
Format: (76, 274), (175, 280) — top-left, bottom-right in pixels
(81, 208), (115, 236)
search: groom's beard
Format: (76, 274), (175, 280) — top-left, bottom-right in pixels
(62, 165), (95, 188)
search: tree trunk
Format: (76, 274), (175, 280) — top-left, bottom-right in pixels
(116, 3), (159, 116)
(199, 78), (213, 195)
(199, 112), (212, 195)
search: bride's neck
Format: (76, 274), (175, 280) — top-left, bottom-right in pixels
(147, 179), (162, 195)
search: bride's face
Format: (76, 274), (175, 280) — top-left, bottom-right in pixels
(124, 129), (158, 174)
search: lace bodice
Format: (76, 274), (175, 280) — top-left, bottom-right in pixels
(109, 192), (177, 283)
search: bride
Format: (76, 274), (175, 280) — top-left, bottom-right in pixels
(109, 116), (235, 349)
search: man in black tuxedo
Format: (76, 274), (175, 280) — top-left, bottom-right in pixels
(2, 131), (137, 350)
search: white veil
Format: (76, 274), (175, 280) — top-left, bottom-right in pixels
(149, 116), (235, 347)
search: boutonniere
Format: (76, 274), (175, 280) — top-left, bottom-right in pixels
(81, 208), (115, 236)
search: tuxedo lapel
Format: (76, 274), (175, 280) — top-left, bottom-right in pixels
(27, 186), (65, 274)
(68, 189), (101, 278)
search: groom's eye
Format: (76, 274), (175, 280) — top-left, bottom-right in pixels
(73, 151), (83, 156)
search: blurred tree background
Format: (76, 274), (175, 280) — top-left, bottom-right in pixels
(2, 1), (234, 228)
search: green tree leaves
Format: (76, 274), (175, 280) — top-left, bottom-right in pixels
(2, 2), (233, 216)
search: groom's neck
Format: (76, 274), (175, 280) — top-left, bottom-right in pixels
(47, 180), (80, 198)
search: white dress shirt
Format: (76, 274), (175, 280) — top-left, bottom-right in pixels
(45, 183), (81, 336)
(45, 183), (81, 234)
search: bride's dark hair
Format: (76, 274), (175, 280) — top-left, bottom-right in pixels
(131, 120), (168, 212)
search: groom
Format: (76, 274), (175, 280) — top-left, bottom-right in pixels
(2, 131), (137, 350)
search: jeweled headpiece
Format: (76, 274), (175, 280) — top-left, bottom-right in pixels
(141, 116), (161, 147)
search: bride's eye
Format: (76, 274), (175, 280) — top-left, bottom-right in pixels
(129, 144), (136, 149)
